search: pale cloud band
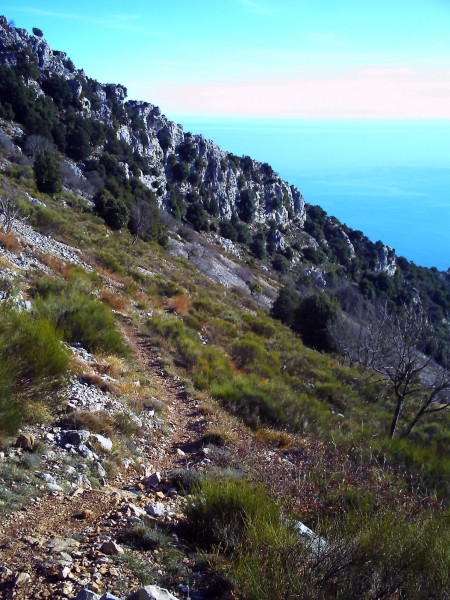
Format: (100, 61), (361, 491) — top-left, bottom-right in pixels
(145, 67), (450, 119)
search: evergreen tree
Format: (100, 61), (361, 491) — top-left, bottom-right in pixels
(33, 150), (61, 194)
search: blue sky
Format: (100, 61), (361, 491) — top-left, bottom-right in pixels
(4, 0), (450, 119)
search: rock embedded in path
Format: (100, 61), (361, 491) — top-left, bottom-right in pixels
(14, 571), (31, 586)
(73, 589), (101, 600)
(45, 537), (80, 553)
(134, 585), (179, 600)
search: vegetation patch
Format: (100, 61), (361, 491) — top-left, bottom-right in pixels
(0, 305), (69, 433)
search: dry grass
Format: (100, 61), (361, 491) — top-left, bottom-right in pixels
(255, 428), (297, 449)
(0, 231), (22, 253)
(59, 410), (114, 437)
(200, 425), (235, 447)
(98, 355), (128, 378)
(33, 252), (69, 276)
(167, 294), (192, 316)
(79, 372), (116, 393)
(100, 289), (127, 311)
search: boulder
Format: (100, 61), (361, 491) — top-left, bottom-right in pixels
(92, 434), (113, 452)
(145, 502), (166, 517)
(99, 540), (123, 556)
(78, 444), (96, 460)
(15, 433), (36, 451)
(63, 430), (90, 445)
(145, 472), (161, 488)
(95, 461), (107, 477)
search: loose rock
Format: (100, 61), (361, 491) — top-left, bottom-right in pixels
(99, 540), (124, 555)
(135, 585), (179, 600)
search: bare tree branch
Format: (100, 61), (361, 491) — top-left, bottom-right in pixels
(334, 302), (450, 438)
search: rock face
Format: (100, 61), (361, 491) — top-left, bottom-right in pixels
(0, 16), (398, 275)
(0, 16), (305, 237)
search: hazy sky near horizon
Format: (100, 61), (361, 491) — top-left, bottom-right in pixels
(4, 0), (450, 119)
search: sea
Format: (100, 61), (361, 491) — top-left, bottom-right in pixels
(173, 117), (450, 272)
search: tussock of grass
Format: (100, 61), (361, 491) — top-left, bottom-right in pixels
(34, 271), (127, 355)
(185, 475), (450, 600)
(0, 305), (69, 433)
(58, 410), (114, 437)
(120, 521), (169, 551)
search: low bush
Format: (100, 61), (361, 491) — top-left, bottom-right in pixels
(0, 306), (69, 433)
(185, 476), (305, 599)
(316, 508), (450, 600)
(120, 521), (169, 551)
(185, 476), (281, 551)
(211, 376), (330, 433)
(34, 276), (126, 355)
(373, 437), (450, 498)
(185, 476), (450, 600)
(169, 468), (201, 495)
(0, 231), (21, 253)
(100, 289), (127, 311)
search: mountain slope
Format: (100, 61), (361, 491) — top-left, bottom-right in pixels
(0, 16), (450, 599)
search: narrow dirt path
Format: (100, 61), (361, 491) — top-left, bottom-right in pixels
(0, 320), (208, 599)
(119, 320), (208, 473)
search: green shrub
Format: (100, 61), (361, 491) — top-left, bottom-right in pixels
(241, 312), (276, 337)
(33, 150), (62, 194)
(186, 476), (305, 599)
(34, 276), (126, 355)
(185, 476), (281, 551)
(294, 292), (339, 351)
(230, 334), (265, 369)
(120, 521), (169, 551)
(374, 437), (450, 498)
(211, 375), (329, 433)
(317, 509), (450, 600)
(31, 206), (69, 237)
(0, 306), (69, 433)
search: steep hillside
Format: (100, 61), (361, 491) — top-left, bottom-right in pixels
(1, 15), (449, 362)
(0, 16), (450, 600)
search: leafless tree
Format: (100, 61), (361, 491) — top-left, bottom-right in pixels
(130, 201), (155, 243)
(24, 134), (54, 159)
(334, 303), (450, 438)
(0, 188), (21, 233)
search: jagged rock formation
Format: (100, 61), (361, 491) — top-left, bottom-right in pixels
(0, 17), (305, 236)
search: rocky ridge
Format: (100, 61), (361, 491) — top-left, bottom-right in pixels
(0, 16), (305, 238)
(0, 14), (401, 281)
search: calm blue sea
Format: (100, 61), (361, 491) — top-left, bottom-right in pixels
(173, 117), (450, 271)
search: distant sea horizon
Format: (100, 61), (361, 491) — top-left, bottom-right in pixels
(172, 117), (450, 271)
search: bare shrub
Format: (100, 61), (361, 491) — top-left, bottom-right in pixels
(0, 188), (21, 233)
